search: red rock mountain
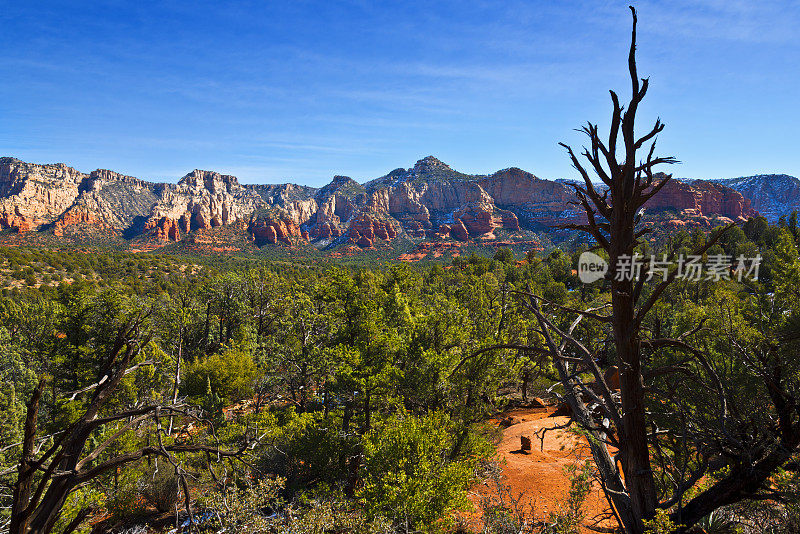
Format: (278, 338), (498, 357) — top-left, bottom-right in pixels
(0, 156), (758, 250)
(711, 174), (800, 222)
(644, 179), (756, 222)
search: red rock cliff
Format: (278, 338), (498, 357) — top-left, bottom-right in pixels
(646, 180), (755, 220)
(248, 215), (304, 245)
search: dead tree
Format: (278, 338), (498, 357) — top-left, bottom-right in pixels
(5, 312), (260, 534)
(525, 290), (800, 533)
(522, 6), (731, 533)
(549, 7), (682, 529)
(521, 6), (800, 534)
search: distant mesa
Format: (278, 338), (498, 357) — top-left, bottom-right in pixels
(0, 155), (788, 253)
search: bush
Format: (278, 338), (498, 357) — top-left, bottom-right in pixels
(493, 247), (515, 264)
(202, 477), (383, 533)
(544, 461), (592, 534)
(140, 466), (180, 513)
(184, 345), (259, 405)
(107, 488), (149, 522)
(358, 411), (484, 531)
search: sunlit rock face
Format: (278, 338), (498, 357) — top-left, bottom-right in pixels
(0, 158), (85, 231)
(645, 179), (755, 221)
(0, 155), (763, 247)
(710, 174), (800, 223)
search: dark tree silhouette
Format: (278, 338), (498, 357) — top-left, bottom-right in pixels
(521, 6), (800, 534)
(519, 6), (762, 534)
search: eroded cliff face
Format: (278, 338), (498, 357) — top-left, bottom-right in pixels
(711, 174), (800, 223)
(304, 176), (363, 240)
(0, 158), (161, 235)
(344, 213), (399, 248)
(477, 168), (583, 229)
(52, 209), (111, 237)
(0, 155), (762, 250)
(144, 170), (265, 239)
(0, 158), (84, 231)
(362, 157), (527, 242)
(645, 180), (756, 221)
(248, 212), (305, 245)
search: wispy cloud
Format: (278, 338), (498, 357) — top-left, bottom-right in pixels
(597, 0), (800, 44)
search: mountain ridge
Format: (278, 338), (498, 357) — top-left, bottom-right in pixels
(710, 174), (800, 222)
(0, 155), (770, 255)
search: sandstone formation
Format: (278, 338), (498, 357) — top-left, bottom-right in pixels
(0, 207), (35, 232)
(144, 169), (265, 239)
(0, 158), (84, 231)
(645, 179), (756, 221)
(52, 209), (108, 237)
(346, 214), (398, 248)
(144, 216), (182, 241)
(248, 213), (303, 245)
(477, 167), (583, 229)
(711, 174), (800, 222)
(0, 156), (765, 251)
(306, 175), (363, 240)
(364, 157), (530, 241)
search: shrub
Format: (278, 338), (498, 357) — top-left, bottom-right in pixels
(140, 466), (180, 513)
(184, 345), (259, 405)
(544, 461), (592, 534)
(493, 247), (515, 264)
(358, 411), (484, 532)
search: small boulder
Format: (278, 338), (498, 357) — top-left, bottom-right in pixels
(499, 416), (515, 428)
(520, 435), (532, 452)
(530, 397), (548, 409)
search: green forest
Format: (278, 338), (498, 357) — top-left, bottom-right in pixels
(2, 215), (800, 533)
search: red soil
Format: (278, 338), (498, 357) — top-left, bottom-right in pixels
(466, 407), (615, 533)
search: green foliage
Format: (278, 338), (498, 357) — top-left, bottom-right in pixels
(184, 345), (259, 405)
(1, 218), (796, 532)
(642, 509), (681, 534)
(251, 407), (359, 491)
(493, 247), (515, 264)
(358, 410), (486, 531)
(0, 326), (37, 467)
(694, 510), (738, 534)
(54, 487), (105, 534)
(139, 465), (180, 513)
(202, 477), (388, 533)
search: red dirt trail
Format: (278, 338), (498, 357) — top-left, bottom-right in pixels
(466, 407), (615, 533)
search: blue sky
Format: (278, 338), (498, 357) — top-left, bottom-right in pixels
(2, 1), (799, 186)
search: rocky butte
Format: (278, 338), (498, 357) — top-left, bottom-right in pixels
(0, 155), (776, 252)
